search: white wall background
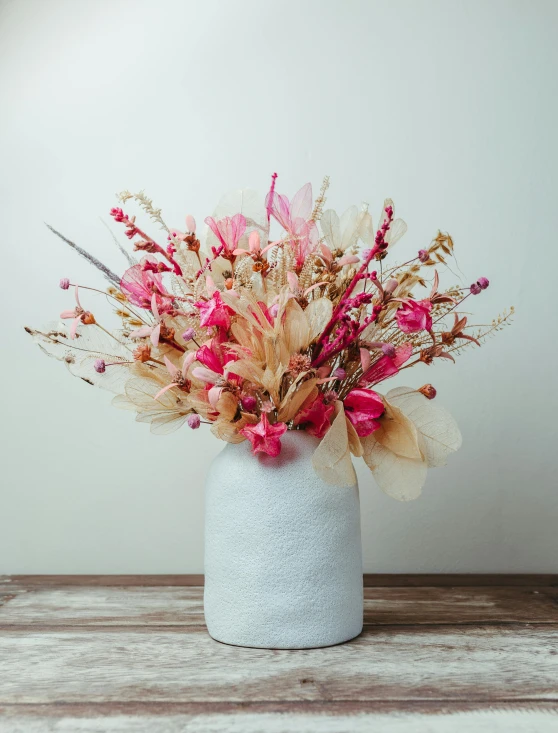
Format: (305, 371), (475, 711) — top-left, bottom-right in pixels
(1, 0), (557, 573)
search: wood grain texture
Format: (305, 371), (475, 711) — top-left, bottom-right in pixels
(1, 576), (558, 731)
(2, 573), (557, 587)
(1, 625), (557, 703)
(0, 585), (556, 628)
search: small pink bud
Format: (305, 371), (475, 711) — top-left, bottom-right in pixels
(381, 343), (396, 358)
(94, 359), (106, 373)
(333, 368), (346, 380)
(477, 277), (489, 290)
(418, 384), (437, 400)
(384, 278), (398, 294)
(418, 249), (429, 263)
(59, 277), (70, 290)
(182, 328), (195, 342)
(241, 395), (257, 412)
(187, 414), (201, 429)
(470, 282), (482, 295)
(185, 214), (196, 233)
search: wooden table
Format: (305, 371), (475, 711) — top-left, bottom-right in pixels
(1, 575), (557, 731)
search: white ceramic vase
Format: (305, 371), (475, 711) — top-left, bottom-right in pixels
(204, 430), (363, 649)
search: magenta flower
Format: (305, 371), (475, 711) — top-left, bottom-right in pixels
(241, 395), (257, 412)
(240, 413), (288, 457)
(193, 291), (233, 330)
(360, 344), (413, 387)
(94, 359), (106, 373)
(205, 213), (246, 258)
(395, 299), (433, 333)
(343, 388), (385, 437)
(293, 395), (335, 439)
(477, 277), (489, 290)
(59, 278), (70, 290)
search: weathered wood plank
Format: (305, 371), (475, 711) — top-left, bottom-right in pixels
(0, 585), (556, 628)
(2, 574), (557, 588)
(0, 704), (557, 732)
(1, 626), (557, 703)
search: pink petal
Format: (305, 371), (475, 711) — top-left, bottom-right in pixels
(249, 231), (260, 253)
(69, 317), (80, 339)
(192, 366), (219, 384)
(181, 351), (198, 378)
(208, 386), (223, 408)
(164, 355), (179, 378)
(360, 348), (371, 372)
(60, 310), (77, 319)
(154, 383), (177, 400)
(287, 271), (299, 292)
(151, 293), (160, 320)
(150, 323), (161, 347)
(129, 326), (152, 339)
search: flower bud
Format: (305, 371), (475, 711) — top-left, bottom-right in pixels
(418, 383), (437, 400)
(182, 328), (195, 342)
(418, 249), (429, 263)
(333, 368), (346, 380)
(241, 395), (257, 412)
(187, 414), (201, 429)
(94, 359), (106, 373)
(381, 343), (396, 358)
(59, 278), (70, 290)
(470, 282), (482, 295)
(477, 277), (489, 290)
(384, 278), (398, 294)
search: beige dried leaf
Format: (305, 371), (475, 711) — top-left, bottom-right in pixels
(373, 401), (423, 460)
(362, 434), (427, 501)
(278, 379), (318, 422)
(386, 387), (462, 467)
(312, 402), (356, 487)
(305, 298), (333, 343)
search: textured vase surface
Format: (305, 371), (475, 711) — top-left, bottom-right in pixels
(204, 430), (363, 649)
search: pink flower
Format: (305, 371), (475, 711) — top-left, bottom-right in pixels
(293, 395), (335, 439)
(265, 182), (319, 269)
(240, 413), (288, 457)
(470, 282), (482, 295)
(395, 299), (433, 333)
(477, 277), (489, 290)
(59, 278), (70, 290)
(60, 286), (95, 339)
(193, 291), (233, 330)
(129, 294), (165, 347)
(205, 213), (246, 258)
(120, 262), (171, 311)
(360, 344), (413, 387)
(343, 388), (385, 437)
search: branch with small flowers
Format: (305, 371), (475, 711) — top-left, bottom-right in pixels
(26, 174), (512, 501)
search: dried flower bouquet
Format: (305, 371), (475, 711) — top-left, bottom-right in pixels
(27, 175), (512, 500)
